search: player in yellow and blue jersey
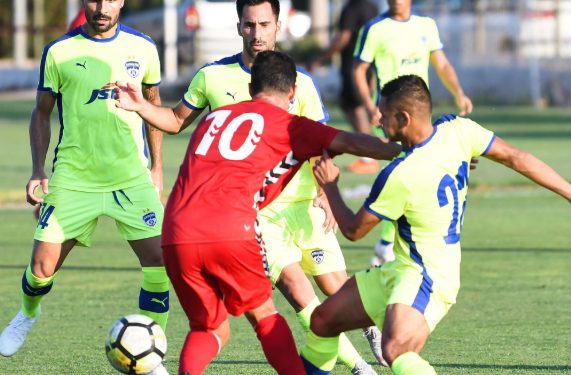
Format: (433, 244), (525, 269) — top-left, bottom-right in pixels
(352, 0), (474, 271)
(300, 75), (571, 375)
(0, 2), (169, 374)
(110, 0), (382, 372)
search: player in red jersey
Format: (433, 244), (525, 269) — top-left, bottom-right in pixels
(113, 51), (401, 375)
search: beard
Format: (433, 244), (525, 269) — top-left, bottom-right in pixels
(87, 13), (118, 33)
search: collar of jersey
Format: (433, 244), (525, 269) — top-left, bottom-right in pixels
(79, 23), (121, 43)
(402, 125), (437, 154)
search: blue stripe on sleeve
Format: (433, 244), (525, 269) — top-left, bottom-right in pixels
(481, 134), (496, 155)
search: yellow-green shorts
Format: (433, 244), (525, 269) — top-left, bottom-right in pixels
(356, 262), (453, 332)
(34, 183), (163, 247)
(258, 199), (346, 284)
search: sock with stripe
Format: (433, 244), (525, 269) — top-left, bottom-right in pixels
(21, 265), (55, 318)
(300, 329), (339, 374)
(139, 266), (169, 332)
(391, 352), (437, 375)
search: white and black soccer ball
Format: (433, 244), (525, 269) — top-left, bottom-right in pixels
(105, 314), (167, 374)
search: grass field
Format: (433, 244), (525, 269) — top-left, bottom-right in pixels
(0, 98), (570, 374)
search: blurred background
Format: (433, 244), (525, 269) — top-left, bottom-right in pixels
(1, 0), (571, 106)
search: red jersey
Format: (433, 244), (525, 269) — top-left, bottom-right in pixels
(162, 99), (340, 245)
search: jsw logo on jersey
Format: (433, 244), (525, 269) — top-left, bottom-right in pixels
(85, 88), (117, 104)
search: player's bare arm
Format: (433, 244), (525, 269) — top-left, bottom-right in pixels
(143, 84), (164, 195)
(329, 131), (402, 160)
(112, 81), (202, 134)
(484, 136), (571, 202)
(313, 151), (381, 240)
(430, 50), (473, 116)
(27, 91), (56, 206)
(353, 61), (380, 124)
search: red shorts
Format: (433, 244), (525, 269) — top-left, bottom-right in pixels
(163, 240), (272, 330)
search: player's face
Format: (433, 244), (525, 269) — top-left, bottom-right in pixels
(238, 2), (281, 61)
(84, 0), (124, 35)
(378, 98), (401, 142)
(387, 0), (411, 16)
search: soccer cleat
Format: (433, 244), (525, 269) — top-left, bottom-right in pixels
(148, 363), (169, 375)
(362, 326), (388, 367)
(351, 359), (378, 375)
(0, 308), (41, 357)
(370, 240), (395, 267)
(346, 159), (380, 174)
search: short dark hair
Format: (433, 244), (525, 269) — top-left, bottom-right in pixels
(381, 75), (432, 114)
(251, 51), (296, 95)
(236, 0), (280, 20)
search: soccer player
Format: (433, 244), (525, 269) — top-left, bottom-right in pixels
(353, 0), (474, 267)
(113, 50), (401, 375)
(114, 0), (385, 372)
(0, 2), (169, 374)
(300, 75), (571, 375)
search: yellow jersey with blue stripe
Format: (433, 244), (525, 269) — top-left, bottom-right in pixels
(182, 53), (329, 202)
(364, 115), (495, 305)
(354, 12), (443, 89)
(38, 25), (161, 192)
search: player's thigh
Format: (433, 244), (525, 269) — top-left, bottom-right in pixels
(258, 206), (302, 284)
(298, 203), (346, 276)
(207, 240), (273, 318)
(34, 187), (101, 247)
(162, 243), (228, 331)
(107, 183), (163, 241)
(311, 277), (373, 337)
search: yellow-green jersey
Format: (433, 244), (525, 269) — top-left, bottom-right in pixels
(364, 115), (495, 306)
(354, 11), (443, 89)
(183, 53), (329, 202)
(38, 25), (161, 192)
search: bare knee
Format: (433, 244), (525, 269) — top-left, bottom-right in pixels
(309, 305), (338, 337)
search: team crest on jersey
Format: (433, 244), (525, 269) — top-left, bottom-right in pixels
(125, 60), (141, 78)
(143, 211), (157, 227)
(311, 249), (325, 264)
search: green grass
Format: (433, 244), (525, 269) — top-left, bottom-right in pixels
(0, 99), (570, 374)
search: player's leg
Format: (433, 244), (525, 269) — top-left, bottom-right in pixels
(371, 221), (395, 267)
(314, 271), (387, 368)
(382, 304), (434, 374)
(1, 187), (98, 357)
(162, 243), (227, 375)
(244, 297), (306, 375)
(301, 277), (374, 374)
(110, 184), (169, 332)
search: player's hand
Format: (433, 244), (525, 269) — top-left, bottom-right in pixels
(470, 158), (479, 170)
(456, 94), (473, 116)
(368, 106), (382, 128)
(104, 81), (145, 112)
(313, 191), (338, 233)
(26, 173), (49, 206)
(313, 150), (340, 188)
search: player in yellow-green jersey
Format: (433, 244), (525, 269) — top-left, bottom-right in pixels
(0, 2), (170, 374)
(352, 0), (474, 270)
(110, 0), (383, 372)
(300, 75), (571, 375)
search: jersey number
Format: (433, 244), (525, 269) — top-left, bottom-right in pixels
(437, 162), (469, 244)
(37, 203), (55, 229)
(195, 110), (265, 160)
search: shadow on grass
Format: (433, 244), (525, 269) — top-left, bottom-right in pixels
(435, 363), (571, 372)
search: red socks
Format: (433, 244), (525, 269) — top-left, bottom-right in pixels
(178, 331), (220, 375)
(255, 313), (306, 375)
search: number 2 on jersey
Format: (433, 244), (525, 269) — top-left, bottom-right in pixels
(195, 110), (265, 160)
(437, 162), (469, 244)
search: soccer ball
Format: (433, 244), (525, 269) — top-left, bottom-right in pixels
(105, 314), (167, 374)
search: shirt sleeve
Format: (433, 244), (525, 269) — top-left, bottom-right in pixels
(182, 69), (209, 110)
(142, 43), (161, 86)
(364, 160), (408, 221)
(354, 23), (375, 63)
(296, 71), (329, 123)
(427, 18), (444, 52)
(38, 47), (59, 95)
(289, 116), (340, 161)
(457, 118), (496, 157)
